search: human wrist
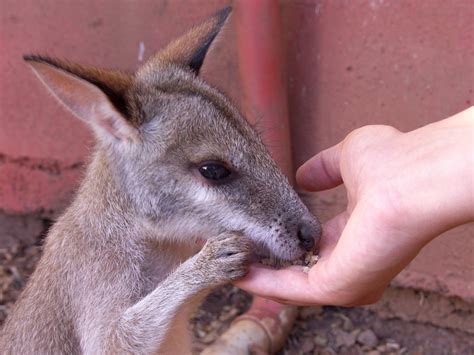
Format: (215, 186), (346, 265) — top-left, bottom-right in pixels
(396, 108), (473, 242)
(427, 108), (474, 227)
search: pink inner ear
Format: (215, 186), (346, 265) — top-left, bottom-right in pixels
(99, 115), (123, 141)
(27, 60), (137, 142)
(98, 114), (138, 142)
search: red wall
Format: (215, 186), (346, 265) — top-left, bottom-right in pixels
(1, 0), (473, 301)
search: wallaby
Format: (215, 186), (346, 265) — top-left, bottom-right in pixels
(0, 7), (320, 354)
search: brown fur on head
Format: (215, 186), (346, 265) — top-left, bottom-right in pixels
(24, 6), (320, 261)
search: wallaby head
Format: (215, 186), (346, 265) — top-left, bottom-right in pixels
(24, 7), (320, 261)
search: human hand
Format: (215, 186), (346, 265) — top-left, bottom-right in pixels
(235, 107), (474, 306)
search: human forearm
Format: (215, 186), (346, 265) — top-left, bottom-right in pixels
(389, 107), (474, 243)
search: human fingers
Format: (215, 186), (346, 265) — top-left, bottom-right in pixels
(233, 264), (327, 305)
(296, 142), (343, 191)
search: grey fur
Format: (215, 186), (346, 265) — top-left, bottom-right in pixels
(0, 8), (320, 354)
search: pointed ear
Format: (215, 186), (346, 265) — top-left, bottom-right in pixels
(141, 6), (231, 75)
(24, 55), (139, 143)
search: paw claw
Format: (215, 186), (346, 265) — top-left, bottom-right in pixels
(197, 232), (252, 285)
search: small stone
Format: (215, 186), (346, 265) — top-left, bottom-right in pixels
(334, 329), (356, 348)
(314, 334), (328, 346)
(386, 340), (400, 350)
(367, 351), (381, 355)
(330, 318), (343, 329)
(357, 329), (378, 348)
(335, 313), (353, 331)
(377, 344), (388, 352)
(351, 329), (361, 338)
(300, 338), (315, 353)
(200, 331), (218, 344)
(209, 320), (220, 330)
(218, 307), (238, 322)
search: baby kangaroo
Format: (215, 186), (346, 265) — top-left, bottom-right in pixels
(0, 7), (320, 354)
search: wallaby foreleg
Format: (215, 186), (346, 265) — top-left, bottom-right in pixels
(102, 232), (251, 354)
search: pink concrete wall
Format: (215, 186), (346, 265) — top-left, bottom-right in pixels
(1, 0), (472, 301)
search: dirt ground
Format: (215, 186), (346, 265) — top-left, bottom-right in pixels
(1, 236), (473, 354)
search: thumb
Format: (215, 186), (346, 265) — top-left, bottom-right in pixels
(296, 142), (343, 191)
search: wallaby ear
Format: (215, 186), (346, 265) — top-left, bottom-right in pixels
(24, 55), (139, 143)
(141, 6), (231, 75)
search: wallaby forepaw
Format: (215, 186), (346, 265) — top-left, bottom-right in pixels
(197, 232), (252, 284)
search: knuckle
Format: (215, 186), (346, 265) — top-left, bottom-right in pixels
(343, 125), (399, 153)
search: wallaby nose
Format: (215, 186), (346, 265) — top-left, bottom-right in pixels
(297, 223), (319, 251)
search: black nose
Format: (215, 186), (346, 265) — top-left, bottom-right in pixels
(298, 223), (317, 251)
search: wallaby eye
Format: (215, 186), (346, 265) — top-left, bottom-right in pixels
(198, 162), (231, 181)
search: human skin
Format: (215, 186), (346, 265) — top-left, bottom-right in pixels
(235, 107), (474, 306)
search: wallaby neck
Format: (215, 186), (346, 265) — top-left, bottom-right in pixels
(63, 149), (197, 266)
(69, 150), (138, 244)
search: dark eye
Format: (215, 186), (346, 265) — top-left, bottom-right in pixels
(198, 162), (231, 181)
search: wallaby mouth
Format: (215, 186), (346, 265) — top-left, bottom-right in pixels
(250, 218), (321, 268)
(273, 217), (321, 263)
(255, 244), (320, 270)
